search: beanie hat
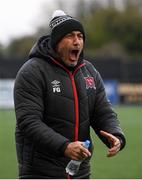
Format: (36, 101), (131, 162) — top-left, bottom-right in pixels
(49, 10), (85, 49)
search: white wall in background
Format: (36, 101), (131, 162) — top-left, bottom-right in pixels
(0, 79), (14, 109)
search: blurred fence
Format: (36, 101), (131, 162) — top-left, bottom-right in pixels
(0, 57), (142, 106)
(1, 57), (142, 83)
(89, 57), (142, 83)
(0, 58), (26, 79)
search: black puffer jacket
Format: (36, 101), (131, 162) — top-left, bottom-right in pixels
(14, 35), (126, 179)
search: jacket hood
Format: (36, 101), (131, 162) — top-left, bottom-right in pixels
(29, 35), (84, 69)
(29, 35), (55, 60)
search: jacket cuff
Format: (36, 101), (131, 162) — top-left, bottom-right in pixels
(60, 141), (70, 156)
(116, 136), (126, 150)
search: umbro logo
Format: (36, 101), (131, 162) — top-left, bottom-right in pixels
(51, 80), (61, 93)
(51, 80), (60, 86)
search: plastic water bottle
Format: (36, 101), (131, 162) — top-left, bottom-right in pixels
(65, 140), (90, 176)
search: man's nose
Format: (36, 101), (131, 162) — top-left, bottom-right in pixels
(73, 36), (80, 45)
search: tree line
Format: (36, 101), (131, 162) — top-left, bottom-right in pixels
(0, 0), (142, 61)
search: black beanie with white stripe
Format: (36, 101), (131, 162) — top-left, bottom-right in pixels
(49, 10), (85, 49)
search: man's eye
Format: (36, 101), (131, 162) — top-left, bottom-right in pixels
(66, 34), (72, 38)
(79, 34), (83, 39)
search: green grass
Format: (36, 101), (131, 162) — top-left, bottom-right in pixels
(90, 106), (142, 179)
(0, 110), (18, 178)
(0, 106), (142, 178)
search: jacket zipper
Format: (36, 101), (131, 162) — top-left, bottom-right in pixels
(68, 73), (79, 141)
(49, 57), (85, 141)
(69, 64), (85, 141)
(49, 57), (85, 179)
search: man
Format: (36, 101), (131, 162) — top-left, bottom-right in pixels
(14, 10), (126, 179)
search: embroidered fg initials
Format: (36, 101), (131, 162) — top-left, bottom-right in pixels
(53, 87), (61, 93)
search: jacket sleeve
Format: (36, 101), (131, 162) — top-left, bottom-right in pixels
(91, 71), (126, 150)
(14, 61), (70, 156)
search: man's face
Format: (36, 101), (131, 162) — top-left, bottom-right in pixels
(56, 31), (84, 67)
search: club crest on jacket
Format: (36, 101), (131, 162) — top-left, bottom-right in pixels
(84, 77), (96, 89)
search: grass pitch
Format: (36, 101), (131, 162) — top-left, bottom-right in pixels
(0, 106), (142, 178)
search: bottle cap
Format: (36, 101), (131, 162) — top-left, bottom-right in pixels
(84, 140), (90, 148)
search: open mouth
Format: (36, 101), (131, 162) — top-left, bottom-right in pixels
(70, 50), (80, 61)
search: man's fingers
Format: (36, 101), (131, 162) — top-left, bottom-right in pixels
(100, 130), (119, 144)
(64, 141), (91, 160)
(79, 145), (91, 159)
(100, 130), (114, 141)
(107, 141), (121, 157)
(107, 148), (119, 157)
(73, 146), (91, 160)
(81, 146), (91, 155)
(100, 130), (121, 157)
(81, 150), (91, 158)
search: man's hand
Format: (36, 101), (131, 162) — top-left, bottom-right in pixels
(100, 130), (121, 157)
(64, 141), (91, 161)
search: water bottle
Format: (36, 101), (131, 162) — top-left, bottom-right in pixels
(65, 140), (90, 176)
